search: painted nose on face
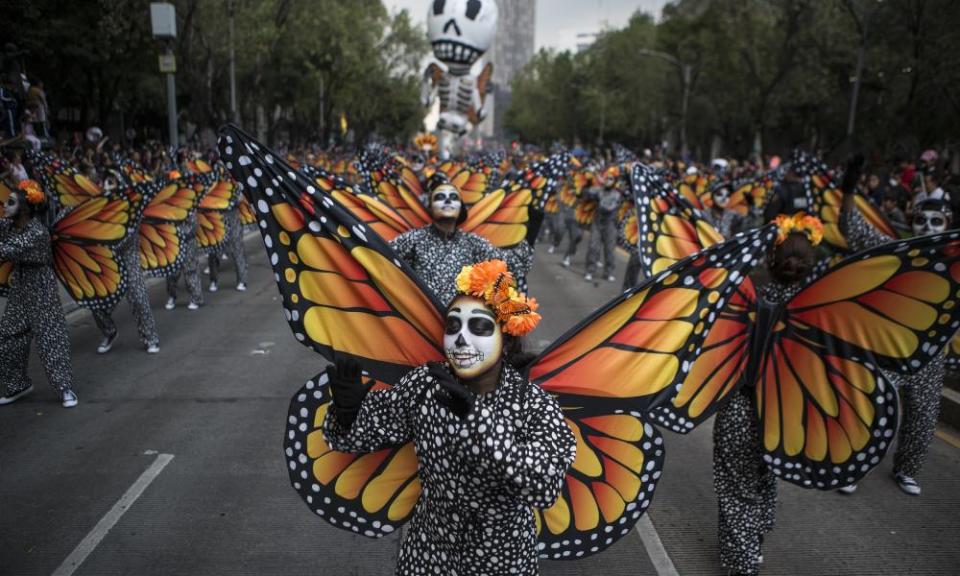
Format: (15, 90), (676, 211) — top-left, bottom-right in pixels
(455, 333), (467, 347)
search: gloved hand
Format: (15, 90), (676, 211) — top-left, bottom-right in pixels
(427, 361), (474, 419)
(327, 358), (368, 428)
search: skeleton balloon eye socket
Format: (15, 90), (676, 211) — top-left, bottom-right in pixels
(468, 317), (495, 336)
(433, 0), (446, 15)
(466, 0), (481, 19)
(445, 316), (462, 335)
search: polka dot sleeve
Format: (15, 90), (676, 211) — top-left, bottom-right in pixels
(840, 205), (890, 252)
(0, 218), (52, 265)
(322, 365), (424, 454)
(459, 380), (576, 509)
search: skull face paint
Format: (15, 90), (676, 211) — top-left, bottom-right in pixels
(430, 184), (462, 221)
(3, 192), (21, 219)
(712, 186), (732, 209)
(443, 296), (502, 379)
(912, 210), (949, 236)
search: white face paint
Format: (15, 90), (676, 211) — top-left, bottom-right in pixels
(712, 187), (731, 208)
(443, 296), (502, 379)
(430, 184), (462, 221)
(912, 210), (949, 236)
(3, 192), (20, 219)
(427, 0), (499, 65)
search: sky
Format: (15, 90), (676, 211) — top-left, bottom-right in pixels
(383, 0), (668, 53)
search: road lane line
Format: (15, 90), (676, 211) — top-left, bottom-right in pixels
(935, 427), (960, 449)
(634, 514), (680, 576)
(52, 453), (174, 576)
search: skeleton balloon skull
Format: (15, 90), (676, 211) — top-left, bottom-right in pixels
(422, 0), (499, 139)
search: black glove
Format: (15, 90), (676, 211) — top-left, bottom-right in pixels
(840, 154), (865, 196)
(427, 361), (474, 419)
(327, 358), (368, 428)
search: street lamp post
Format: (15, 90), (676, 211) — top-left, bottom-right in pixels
(150, 3), (179, 147)
(638, 48), (691, 159)
(228, 0), (239, 124)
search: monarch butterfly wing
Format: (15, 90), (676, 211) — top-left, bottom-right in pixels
(632, 164), (724, 277)
(285, 372), (420, 538)
(946, 333), (960, 371)
(198, 177), (239, 211)
(459, 186), (531, 249)
(142, 179), (199, 223)
(307, 165), (413, 242)
(650, 279), (757, 433)
(196, 209), (228, 253)
(757, 232), (960, 489)
(533, 409), (664, 560)
(399, 166), (426, 201)
(526, 226), (776, 558)
(377, 177), (431, 229)
(219, 124), (445, 385)
(28, 150), (106, 208)
(238, 196), (256, 226)
(574, 199), (596, 227)
(51, 196), (134, 311)
(139, 220), (185, 278)
(449, 167), (489, 207)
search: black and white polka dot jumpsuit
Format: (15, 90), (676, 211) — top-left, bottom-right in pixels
(389, 225), (534, 306)
(713, 279), (799, 576)
(0, 217), (75, 395)
(323, 363), (576, 576)
(207, 207), (248, 287)
(841, 208), (945, 480)
(91, 238), (160, 348)
(165, 211), (204, 306)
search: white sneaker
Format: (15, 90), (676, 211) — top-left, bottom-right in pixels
(838, 484), (858, 494)
(236, 282), (247, 292)
(165, 297), (176, 310)
(203, 266), (210, 275)
(61, 389), (78, 408)
(584, 273), (594, 281)
(146, 344), (160, 354)
(547, 245), (556, 254)
(0, 385), (33, 405)
(187, 301), (200, 310)
(97, 331), (118, 354)
(208, 281), (218, 293)
(606, 274), (617, 282)
(894, 473), (921, 496)
(562, 256), (571, 268)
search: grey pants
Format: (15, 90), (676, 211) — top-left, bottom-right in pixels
(92, 241), (160, 347)
(208, 210), (248, 286)
(585, 211), (616, 275)
(622, 251), (642, 291)
(165, 216), (204, 306)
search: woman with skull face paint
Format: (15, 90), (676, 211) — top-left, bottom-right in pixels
(0, 180), (78, 407)
(322, 259), (575, 576)
(705, 182), (744, 239)
(838, 167), (952, 497)
(389, 179), (533, 305)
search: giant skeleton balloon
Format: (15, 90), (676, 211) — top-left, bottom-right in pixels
(422, 0), (499, 139)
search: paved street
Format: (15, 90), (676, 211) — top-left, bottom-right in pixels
(2, 234), (960, 576)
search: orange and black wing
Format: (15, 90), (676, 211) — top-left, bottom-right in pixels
(448, 167), (489, 207)
(51, 195), (137, 311)
(459, 185), (531, 249)
(219, 124), (445, 384)
(28, 150), (106, 208)
(238, 196), (256, 226)
(196, 209), (227, 252)
(757, 232), (960, 488)
(377, 173), (432, 229)
(285, 372), (420, 539)
(138, 178), (199, 277)
(526, 225), (777, 558)
(305, 164), (413, 242)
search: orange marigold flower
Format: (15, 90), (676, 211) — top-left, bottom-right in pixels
(18, 179), (45, 205)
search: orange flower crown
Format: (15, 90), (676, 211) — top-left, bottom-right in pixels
(454, 259), (541, 337)
(773, 212), (823, 246)
(17, 179), (45, 205)
(414, 133), (438, 152)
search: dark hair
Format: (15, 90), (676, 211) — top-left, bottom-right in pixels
(769, 232), (816, 284)
(503, 334), (536, 371)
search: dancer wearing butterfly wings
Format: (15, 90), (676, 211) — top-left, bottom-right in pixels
(219, 125), (777, 574)
(631, 162), (960, 576)
(836, 159), (954, 497)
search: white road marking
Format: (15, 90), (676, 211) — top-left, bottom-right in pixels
(52, 453), (174, 576)
(634, 514), (680, 576)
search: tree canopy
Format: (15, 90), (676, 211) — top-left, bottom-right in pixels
(6, 0), (429, 146)
(504, 0), (960, 160)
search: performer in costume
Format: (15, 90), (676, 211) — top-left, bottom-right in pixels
(0, 180), (78, 407)
(324, 260), (576, 574)
(91, 171), (161, 354)
(388, 178), (533, 305)
(704, 182), (745, 239)
(583, 173), (622, 282)
(207, 204), (248, 292)
(630, 162), (960, 575)
(164, 169), (204, 310)
(221, 125), (786, 571)
(837, 167), (953, 497)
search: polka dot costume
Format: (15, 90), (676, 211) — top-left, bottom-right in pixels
(321, 363), (576, 575)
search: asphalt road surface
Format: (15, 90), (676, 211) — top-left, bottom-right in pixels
(3, 233), (960, 576)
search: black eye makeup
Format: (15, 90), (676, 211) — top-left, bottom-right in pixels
(444, 315), (462, 335)
(468, 317), (495, 336)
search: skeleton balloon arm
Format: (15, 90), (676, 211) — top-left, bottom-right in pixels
(421, 62), (446, 108)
